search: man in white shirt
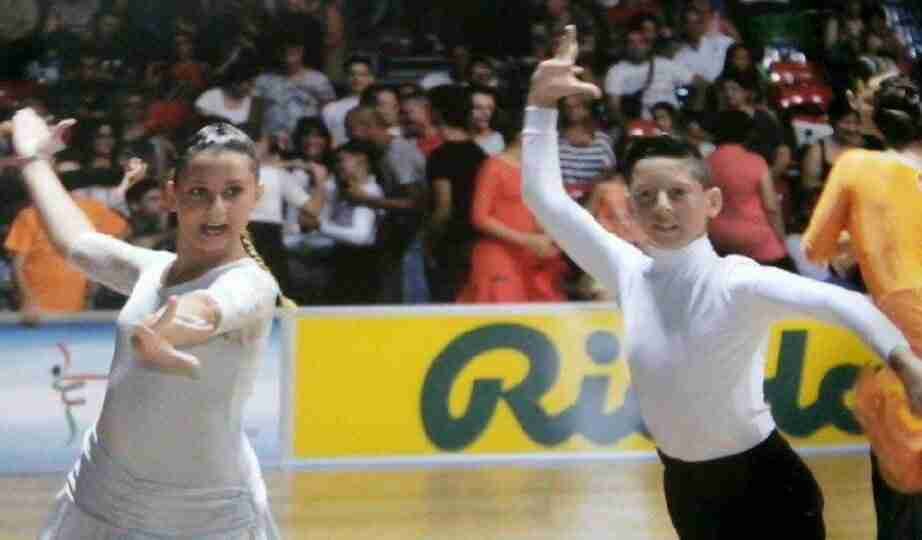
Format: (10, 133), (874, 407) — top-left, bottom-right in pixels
(673, 6), (734, 110)
(322, 55), (376, 146)
(344, 105), (429, 303)
(604, 27), (698, 122)
(301, 140), (384, 304)
(674, 7), (734, 83)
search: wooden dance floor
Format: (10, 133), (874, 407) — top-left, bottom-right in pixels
(0, 454), (876, 539)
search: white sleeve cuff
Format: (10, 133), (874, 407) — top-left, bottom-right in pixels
(523, 107), (558, 134)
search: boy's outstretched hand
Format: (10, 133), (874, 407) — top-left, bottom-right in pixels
(527, 25), (602, 109)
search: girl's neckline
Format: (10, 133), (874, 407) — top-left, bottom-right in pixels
(160, 256), (254, 291)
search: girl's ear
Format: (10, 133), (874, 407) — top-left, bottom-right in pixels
(255, 182), (265, 202)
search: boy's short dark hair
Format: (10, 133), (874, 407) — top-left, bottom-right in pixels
(359, 84), (396, 108)
(125, 178), (160, 205)
(622, 135), (710, 186)
(428, 84), (472, 129)
(335, 139), (377, 161)
(345, 54), (375, 72)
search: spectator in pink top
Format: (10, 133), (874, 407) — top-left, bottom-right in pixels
(706, 111), (794, 272)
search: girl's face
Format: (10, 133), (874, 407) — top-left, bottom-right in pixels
(563, 95), (591, 124)
(652, 108), (673, 133)
(137, 188), (164, 218)
(284, 46), (304, 71)
(303, 129), (329, 160)
(165, 151), (262, 259)
(93, 125), (117, 157)
(335, 150), (366, 180)
(722, 80), (750, 110)
(628, 158), (721, 249)
(732, 47), (752, 72)
(471, 92), (496, 131)
(375, 90), (400, 128)
(348, 63), (374, 95)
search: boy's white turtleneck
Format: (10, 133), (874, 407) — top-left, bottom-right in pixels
(522, 106), (909, 461)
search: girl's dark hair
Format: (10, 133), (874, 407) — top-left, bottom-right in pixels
(292, 116), (332, 163)
(650, 101), (677, 120)
(622, 135), (709, 185)
(220, 60), (260, 89)
(176, 122), (258, 178)
(873, 75), (922, 148)
(714, 110), (754, 145)
(718, 43), (760, 80)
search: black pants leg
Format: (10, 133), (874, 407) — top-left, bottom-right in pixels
(872, 453), (922, 539)
(661, 431), (825, 540)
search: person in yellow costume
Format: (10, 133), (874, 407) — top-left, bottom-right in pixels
(803, 75), (922, 539)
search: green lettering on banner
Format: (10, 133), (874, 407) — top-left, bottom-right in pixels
(421, 324), (644, 451)
(765, 330), (861, 436)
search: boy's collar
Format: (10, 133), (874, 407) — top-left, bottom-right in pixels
(646, 235), (717, 270)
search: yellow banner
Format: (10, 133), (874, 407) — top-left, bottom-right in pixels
(293, 308), (878, 459)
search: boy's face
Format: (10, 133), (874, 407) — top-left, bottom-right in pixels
(628, 157), (722, 250)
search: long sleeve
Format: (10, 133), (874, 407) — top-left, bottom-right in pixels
(521, 106), (643, 298)
(68, 231), (172, 295)
(205, 263), (279, 335)
(320, 206), (377, 246)
(729, 259), (909, 360)
(802, 150), (854, 264)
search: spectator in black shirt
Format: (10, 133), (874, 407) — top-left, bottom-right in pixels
(425, 85), (487, 302)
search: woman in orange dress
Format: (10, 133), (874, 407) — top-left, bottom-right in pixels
(457, 128), (569, 303)
(803, 75), (922, 536)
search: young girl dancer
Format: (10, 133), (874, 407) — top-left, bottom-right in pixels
(523, 27), (922, 539)
(10, 109), (283, 539)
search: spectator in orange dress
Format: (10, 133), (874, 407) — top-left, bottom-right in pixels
(458, 121), (568, 303)
(6, 187), (128, 320)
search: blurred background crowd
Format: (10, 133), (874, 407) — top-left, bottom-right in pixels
(0, 0), (919, 318)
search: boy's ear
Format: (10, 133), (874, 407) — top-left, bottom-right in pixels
(705, 186), (722, 218)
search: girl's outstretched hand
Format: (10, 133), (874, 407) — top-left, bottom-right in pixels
(131, 296), (213, 379)
(10, 108), (74, 160)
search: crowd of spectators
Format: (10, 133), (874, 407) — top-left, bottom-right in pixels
(0, 0), (919, 318)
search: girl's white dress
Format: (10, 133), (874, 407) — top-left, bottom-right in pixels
(39, 233), (282, 539)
